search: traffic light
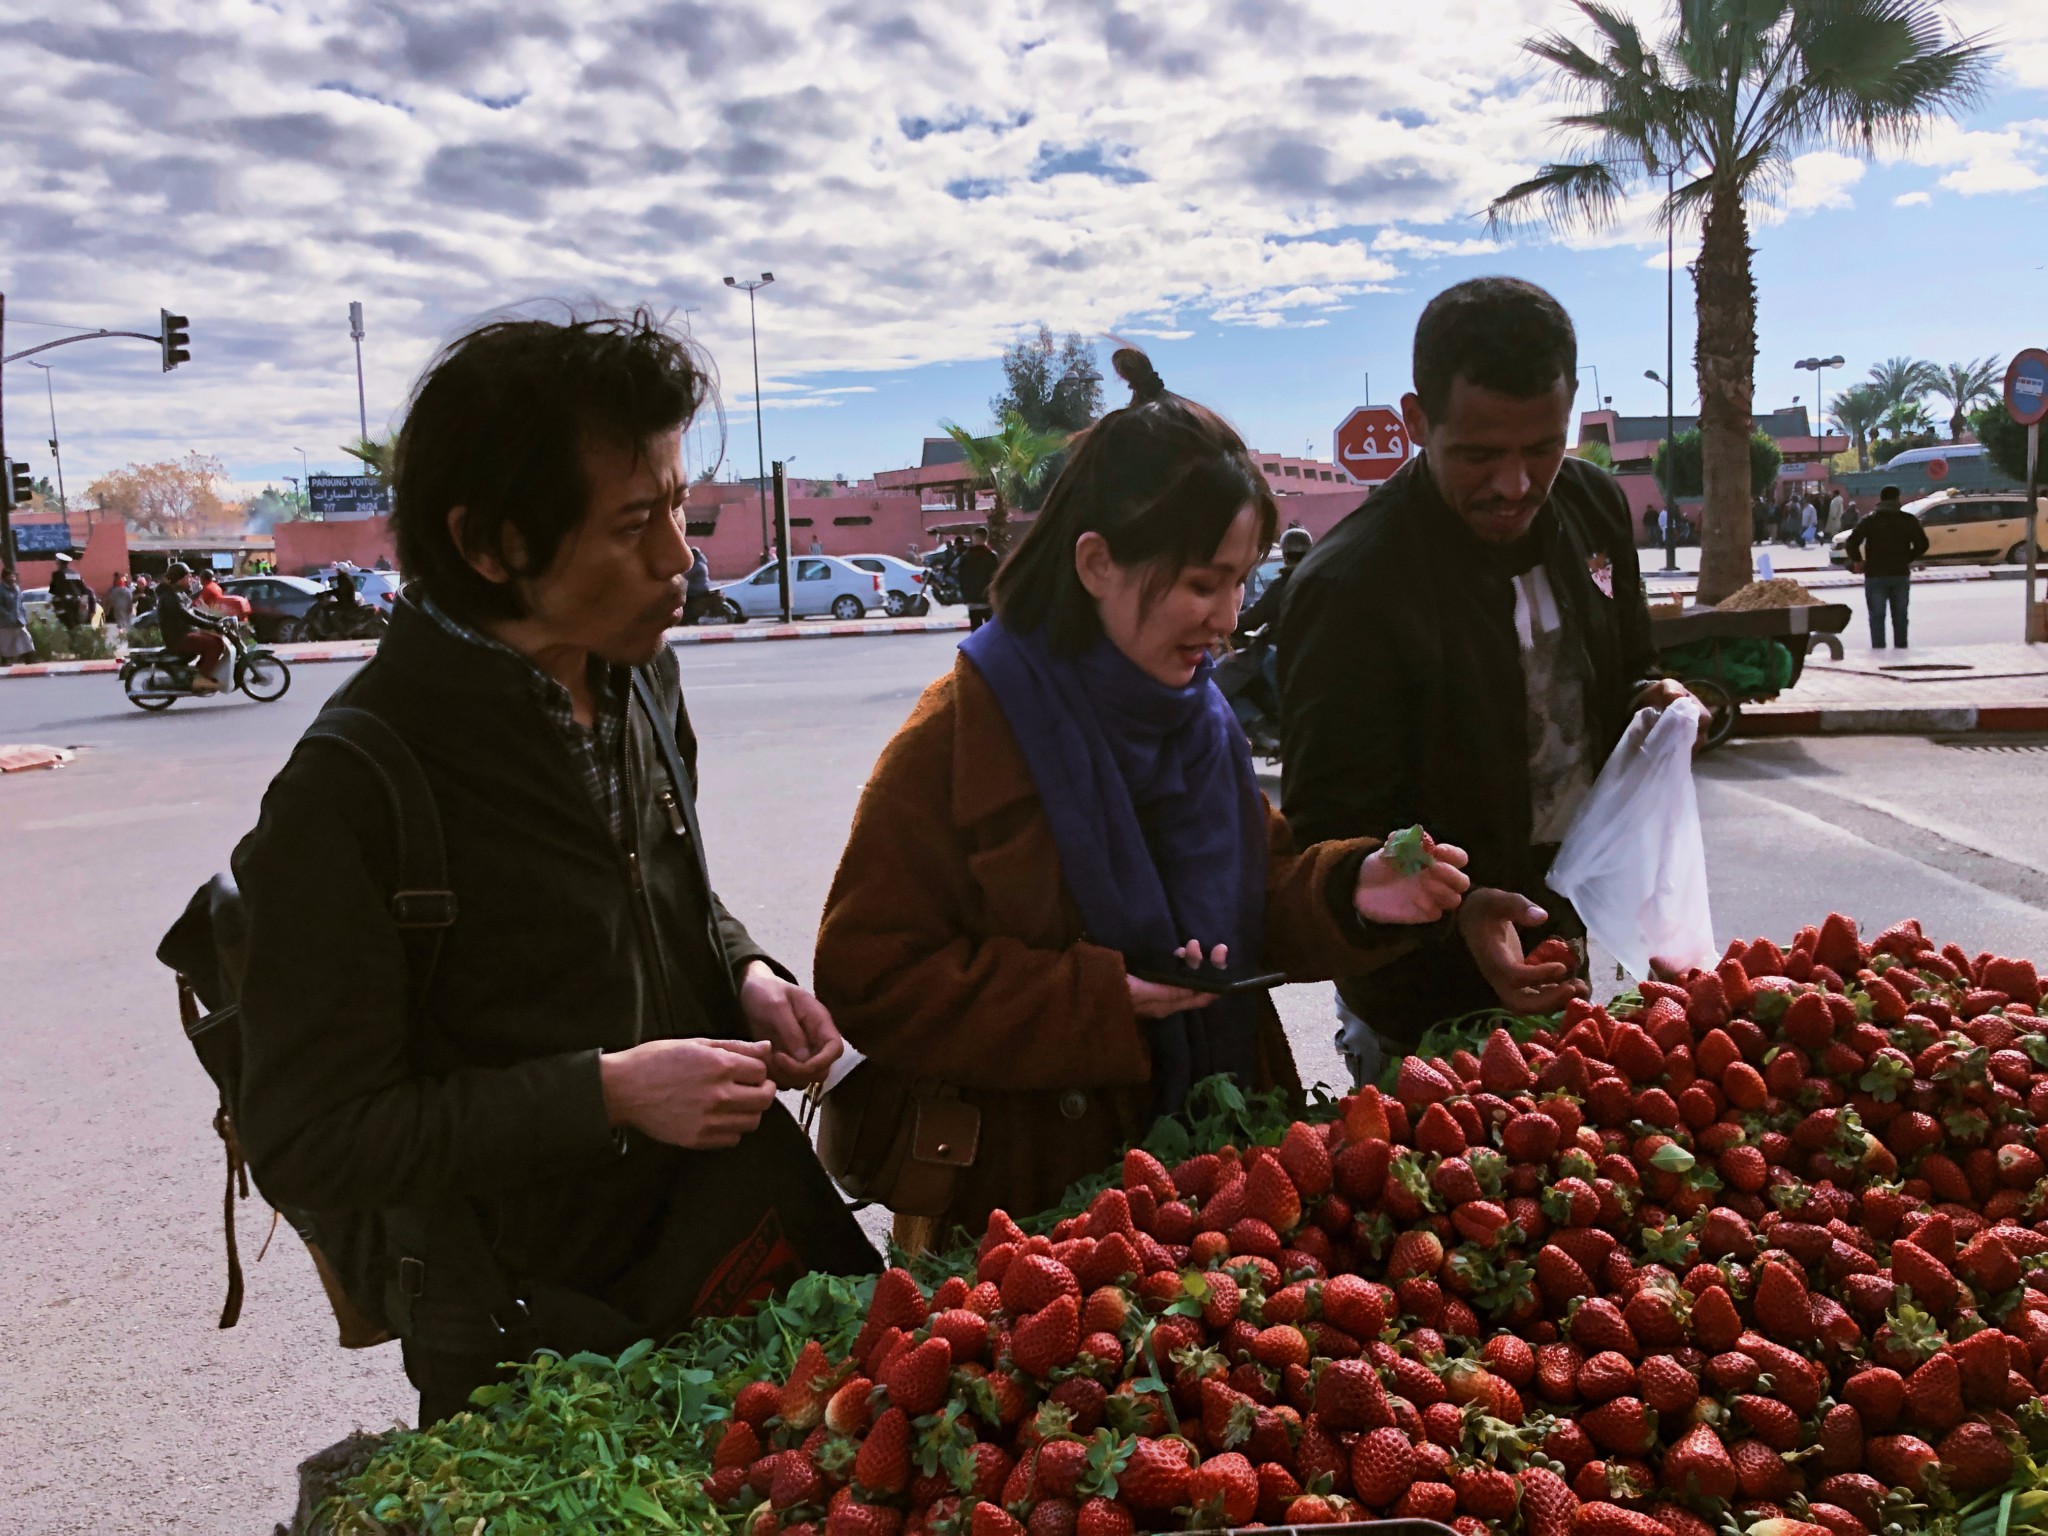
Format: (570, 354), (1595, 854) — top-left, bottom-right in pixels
(160, 309), (191, 372)
(2, 459), (30, 509)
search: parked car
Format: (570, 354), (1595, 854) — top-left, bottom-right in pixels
(19, 587), (52, 624)
(1831, 491), (2048, 568)
(1241, 557), (1284, 611)
(718, 556), (884, 621)
(219, 574), (326, 641)
(845, 554), (931, 616)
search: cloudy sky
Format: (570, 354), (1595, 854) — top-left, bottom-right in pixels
(2, 0), (2043, 497)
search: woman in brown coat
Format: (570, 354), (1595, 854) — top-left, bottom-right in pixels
(815, 351), (1469, 1248)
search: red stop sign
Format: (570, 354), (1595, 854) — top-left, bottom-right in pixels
(1926, 456), (1949, 482)
(1334, 406), (1409, 487)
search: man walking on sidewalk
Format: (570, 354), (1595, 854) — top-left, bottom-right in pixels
(1845, 484), (1928, 650)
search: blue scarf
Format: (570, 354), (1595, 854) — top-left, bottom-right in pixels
(960, 618), (1268, 1114)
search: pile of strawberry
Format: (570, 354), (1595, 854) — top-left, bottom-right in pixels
(707, 915), (2048, 1535)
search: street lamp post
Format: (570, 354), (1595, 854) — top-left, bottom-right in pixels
(1796, 355), (1846, 488)
(348, 301), (369, 447)
(1646, 368), (1679, 573)
(27, 360), (69, 527)
(294, 447), (311, 515)
(724, 273), (776, 562)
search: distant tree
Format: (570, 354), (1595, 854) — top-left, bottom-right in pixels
(1573, 441), (1614, 471)
(30, 475), (62, 511)
(1654, 429), (1782, 498)
(1969, 404), (2031, 483)
(1867, 356), (1941, 418)
(941, 411), (1069, 550)
(341, 436), (393, 484)
(1829, 383), (1885, 471)
(1878, 399), (1936, 442)
(87, 454), (232, 536)
(239, 485), (311, 531)
(992, 325), (1103, 435)
(1931, 357), (2003, 440)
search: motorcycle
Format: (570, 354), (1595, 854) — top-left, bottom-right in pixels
(301, 592), (390, 641)
(121, 628), (292, 710)
(920, 550), (964, 607)
(1214, 625), (1282, 761)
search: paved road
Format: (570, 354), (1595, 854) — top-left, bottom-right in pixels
(5, 635), (2048, 1531)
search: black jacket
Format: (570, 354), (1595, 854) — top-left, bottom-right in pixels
(155, 584), (228, 647)
(1237, 562), (1296, 639)
(1277, 455), (1659, 1040)
(230, 601), (778, 1313)
(956, 545), (999, 604)
(1845, 507), (1929, 578)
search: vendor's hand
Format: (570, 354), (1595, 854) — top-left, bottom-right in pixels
(1457, 887), (1590, 1014)
(738, 960), (845, 1089)
(1633, 677), (1712, 746)
(598, 1036), (779, 1149)
(1127, 939), (1224, 1019)
(1355, 838), (1469, 925)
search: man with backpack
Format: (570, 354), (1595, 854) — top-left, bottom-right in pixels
(217, 309), (875, 1424)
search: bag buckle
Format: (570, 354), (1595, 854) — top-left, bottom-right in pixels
(398, 1256), (427, 1298)
(390, 890), (458, 929)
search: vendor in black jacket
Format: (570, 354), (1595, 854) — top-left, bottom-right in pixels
(1279, 277), (1689, 1071)
(230, 310), (871, 1425)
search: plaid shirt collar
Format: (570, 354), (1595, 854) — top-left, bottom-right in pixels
(419, 596), (632, 847)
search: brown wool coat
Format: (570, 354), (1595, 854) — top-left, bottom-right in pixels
(814, 653), (1417, 1235)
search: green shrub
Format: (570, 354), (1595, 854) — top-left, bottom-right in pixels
(27, 618), (119, 662)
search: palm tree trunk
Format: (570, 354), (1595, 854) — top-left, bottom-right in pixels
(1692, 180), (1758, 607)
(988, 488), (1009, 552)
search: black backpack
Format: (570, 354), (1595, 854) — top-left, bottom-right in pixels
(159, 704), (458, 1344)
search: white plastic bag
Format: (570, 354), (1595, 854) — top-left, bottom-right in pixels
(1547, 696), (1714, 980)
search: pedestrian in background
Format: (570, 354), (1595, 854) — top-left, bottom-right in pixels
(0, 566), (33, 665)
(1845, 485), (1929, 650)
(954, 526), (999, 631)
(104, 572), (134, 632)
(1828, 487), (1848, 537)
(807, 535), (824, 555)
(1800, 497), (1819, 548)
(50, 553), (91, 628)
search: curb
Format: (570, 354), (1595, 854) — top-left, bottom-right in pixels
(1738, 704), (2048, 737)
(671, 616), (968, 646)
(0, 620), (968, 680)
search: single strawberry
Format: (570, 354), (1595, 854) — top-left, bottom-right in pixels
(1937, 1420), (2015, 1495)
(1012, 1294), (1081, 1380)
(1573, 1501), (1669, 1536)
(1661, 1421), (1737, 1499)
(1690, 1283), (1743, 1352)
(1580, 1396), (1655, 1455)
(733, 1379), (781, 1426)
(1537, 1244), (1595, 1308)
(1320, 1272), (1386, 1340)
(781, 1340), (837, 1432)
(1637, 1354), (1699, 1415)
(1453, 1463), (1519, 1519)
(1350, 1426), (1417, 1508)
(1947, 1327), (2010, 1404)
(1891, 1238), (1961, 1318)
(770, 1450), (824, 1511)
(1753, 1259), (1818, 1343)
(1313, 1356), (1391, 1431)
(972, 1503), (1027, 1536)
(1734, 1394), (1802, 1452)
(1246, 1156), (1304, 1233)
(1842, 1366), (1906, 1431)
(1730, 1437), (1794, 1499)
(1073, 1498), (1136, 1536)
(1118, 1437), (1191, 1512)
(1865, 1433), (1939, 1493)
(1568, 1298), (1638, 1359)
(1387, 1229), (1445, 1280)
(715, 1420), (761, 1471)
(1536, 1342), (1586, 1404)
(1816, 1402), (1864, 1473)
(1520, 1466), (1579, 1536)
(881, 1336), (951, 1417)
(868, 1267), (929, 1332)
(1481, 1331), (1536, 1387)
(825, 1376), (874, 1437)
(1187, 1450), (1259, 1526)
(1278, 1121), (1333, 1198)
(1002, 1254), (1080, 1316)
(1481, 1027), (1538, 1091)
(1905, 1350), (1964, 1430)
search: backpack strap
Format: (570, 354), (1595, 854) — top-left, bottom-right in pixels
(301, 706), (458, 999)
(296, 706), (528, 1346)
(630, 667), (736, 992)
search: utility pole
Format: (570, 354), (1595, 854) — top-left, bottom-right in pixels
(1, 292), (11, 573)
(1666, 165), (1676, 559)
(724, 273), (775, 561)
(348, 301), (369, 446)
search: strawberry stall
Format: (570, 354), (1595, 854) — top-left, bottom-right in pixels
(318, 915), (2048, 1536)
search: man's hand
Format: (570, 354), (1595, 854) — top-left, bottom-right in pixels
(598, 1036), (779, 1148)
(738, 960), (845, 1089)
(1633, 678), (1712, 746)
(1457, 887), (1589, 1014)
(1354, 838), (1470, 925)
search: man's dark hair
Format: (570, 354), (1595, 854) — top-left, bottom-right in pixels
(992, 348), (1277, 654)
(1880, 485), (1901, 502)
(392, 305), (712, 624)
(1412, 277), (1578, 420)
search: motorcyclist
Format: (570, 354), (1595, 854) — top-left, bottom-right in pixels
(155, 561), (233, 693)
(50, 553), (93, 628)
(1236, 526), (1313, 641)
(330, 561), (360, 609)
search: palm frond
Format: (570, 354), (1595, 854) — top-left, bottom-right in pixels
(1790, 0), (1994, 153)
(1487, 160), (1630, 235)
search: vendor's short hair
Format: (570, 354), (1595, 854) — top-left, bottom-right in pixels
(992, 348), (1278, 654)
(392, 305), (713, 624)
(1413, 277), (1577, 419)
(1879, 485), (1901, 502)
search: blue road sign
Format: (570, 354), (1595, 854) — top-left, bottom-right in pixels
(2007, 349), (2048, 428)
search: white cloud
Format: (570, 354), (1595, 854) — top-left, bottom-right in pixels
(1883, 119), (2048, 196)
(1782, 151), (1864, 212)
(1895, 191), (1932, 207)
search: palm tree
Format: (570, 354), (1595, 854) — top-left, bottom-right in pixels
(1930, 357), (2003, 440)
(1487, 2), (1990, 604)
(1829, 383), (1884, 471)
(941, 411), (1069, 550)
(1866, 356), (1941, 419)
(1878, 398), (1934, 441)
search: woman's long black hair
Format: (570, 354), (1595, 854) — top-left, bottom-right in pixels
(991, 348), (1279, 655)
